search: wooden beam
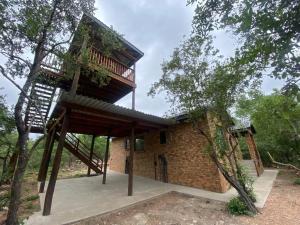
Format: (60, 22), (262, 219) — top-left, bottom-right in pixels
(128, 127), (135, 196)
(87, 135), (96, 176)
(38, 131), (52, 182)
(43, 113), (69, 216)
(39, 128), (56, 193)
(102, 135), (110, 184)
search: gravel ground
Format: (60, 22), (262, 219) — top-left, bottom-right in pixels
(71, 169), (300, 225)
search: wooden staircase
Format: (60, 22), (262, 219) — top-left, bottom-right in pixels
(55, 132), (103, 174)
(24, 79), (56, 133)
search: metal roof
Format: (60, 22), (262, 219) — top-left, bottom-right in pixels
(53, 92), (175, 126)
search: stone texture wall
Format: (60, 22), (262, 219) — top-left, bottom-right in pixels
(109, 119), (230, 193)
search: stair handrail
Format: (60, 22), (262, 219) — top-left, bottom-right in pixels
(65, 133), (103, 163)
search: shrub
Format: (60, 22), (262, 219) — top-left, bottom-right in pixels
(294, 178), (300, 185)
(227, 197), (252, 216)
(0, 191), (10, 210)
(24, 194), (39, 202)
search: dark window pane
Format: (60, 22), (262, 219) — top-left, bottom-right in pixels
(160, 131), (166, 144)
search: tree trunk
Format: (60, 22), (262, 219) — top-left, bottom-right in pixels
(6, 134), (28, 225)
(6, 72), (37, 225)
(211, 151), (259, 214)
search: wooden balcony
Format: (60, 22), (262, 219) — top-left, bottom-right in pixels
(89, 48), (135, 84)
(40, 48), (136, 103)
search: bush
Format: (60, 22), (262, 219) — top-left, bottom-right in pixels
(227, 197), (252, 216)
(294, 178), (300, 185)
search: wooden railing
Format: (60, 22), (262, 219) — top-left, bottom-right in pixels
(40, 48), (135, 83)
(89, 48), (135, 82)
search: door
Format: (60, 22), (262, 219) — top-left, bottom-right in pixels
(158, 154), (168, 183)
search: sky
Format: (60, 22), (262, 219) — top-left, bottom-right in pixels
(0, 0), (284, 117)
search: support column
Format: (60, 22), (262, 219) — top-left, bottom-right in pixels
(43, 114), (69, 216)
(132, 63), (136, 110)
(38, 130), (53, 182)
(87, 135), (96, 176)
(102, 135), (110, 184)
(39, 128), (56, 193)
(128, 127), (135, 196)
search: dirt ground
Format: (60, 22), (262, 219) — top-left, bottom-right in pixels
(0, 172), (40, 225)
(0, 162), (89, 224)
(71, 170), (300, 225)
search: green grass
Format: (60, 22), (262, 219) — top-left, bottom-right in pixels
(294, 178), (300, 185)
(24, 194), (39, 202)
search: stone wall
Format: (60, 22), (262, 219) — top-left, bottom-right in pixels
(109, 119), (230, 193)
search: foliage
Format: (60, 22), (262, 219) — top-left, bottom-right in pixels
(227, 197), (252, 216)
(294, 178), (300, 185)
(78, 135), (107, 158)
(0, 190), (10, 210)
(236, 165), (256, 202)
(0, 94), (15, 135)
(149, 32), (258, 213)
(1, 1), (97, 222)
(188, 0), (300, 90)
(236, 91), (300, 166)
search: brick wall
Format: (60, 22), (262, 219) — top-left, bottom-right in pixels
(109, 119), (230, 193)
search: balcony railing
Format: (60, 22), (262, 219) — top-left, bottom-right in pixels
(40, 48), (135, 83)
(89, 48), (135, 82)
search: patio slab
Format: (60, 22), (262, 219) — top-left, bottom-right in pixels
(25, 169), (278, 225)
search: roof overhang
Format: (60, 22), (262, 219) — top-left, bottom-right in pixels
(50, 93), (175, 137)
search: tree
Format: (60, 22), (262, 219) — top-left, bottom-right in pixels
(236, 91), (300, 166)
(0, 94), (16, 185)
(78, 135), (107, 158)
(149, 35), (259, 213)
(0, 1), (95, 224)
(188, 0), (300, 91)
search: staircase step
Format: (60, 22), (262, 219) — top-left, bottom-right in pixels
(54, 133), (103, 174)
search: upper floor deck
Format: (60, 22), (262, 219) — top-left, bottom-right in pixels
(41, 13), (143, 103)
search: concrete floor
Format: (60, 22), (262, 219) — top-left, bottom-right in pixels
(25, 169), (278, 225)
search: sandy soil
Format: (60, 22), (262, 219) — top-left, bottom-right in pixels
(71, 170), (300, 225)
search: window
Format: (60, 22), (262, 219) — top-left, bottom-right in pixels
(160, 131), (167, 144)
(124, 136), (144, 151)
(135, 137), (144, 151)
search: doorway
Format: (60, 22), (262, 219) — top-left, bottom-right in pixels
(158, 154), (168, 183)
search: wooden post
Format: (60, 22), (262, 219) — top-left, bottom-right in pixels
(87, 135), (96, 176)
(39, 128), (56, 193)
(43, 114), (69, 216)
(70, 35), (88, 95)
(132, 63), (136, 110)
(38, 130), (53, 182)
(128, 127), (135, 196)
(102, 135), (110, 184)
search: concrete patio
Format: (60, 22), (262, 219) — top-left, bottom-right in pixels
(26, 169), (278, 225)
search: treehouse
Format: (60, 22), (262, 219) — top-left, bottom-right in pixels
(26, 13), (144, 133)
(25, 13), (174, 216)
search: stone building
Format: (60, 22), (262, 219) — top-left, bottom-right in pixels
(110, 114), (263, 193)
